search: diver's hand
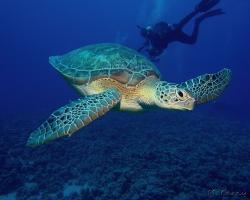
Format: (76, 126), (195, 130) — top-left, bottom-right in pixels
(137, 25), (143, 30)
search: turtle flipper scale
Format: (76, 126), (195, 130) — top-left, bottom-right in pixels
(27, 89), (121, 147)
(180, 68), (231, 104)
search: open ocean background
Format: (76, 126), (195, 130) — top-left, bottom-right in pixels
(0, 0), (249, 199)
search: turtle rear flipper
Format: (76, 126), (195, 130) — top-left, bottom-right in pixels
(180, 68), (231, 104)
(27, 88), (121, 147)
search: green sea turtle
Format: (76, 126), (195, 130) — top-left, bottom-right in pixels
(27, 43), (231, 147)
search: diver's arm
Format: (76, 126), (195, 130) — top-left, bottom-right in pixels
(138, 39), (150, 52)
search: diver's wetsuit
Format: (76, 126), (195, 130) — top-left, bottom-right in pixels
(138, 0), (224, 61)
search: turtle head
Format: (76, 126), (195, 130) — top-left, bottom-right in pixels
(154, 81), (195, 111)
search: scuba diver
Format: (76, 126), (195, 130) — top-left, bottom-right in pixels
(138, 0), (225, 61)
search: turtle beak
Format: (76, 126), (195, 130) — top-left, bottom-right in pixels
(170, 97), (195, 111)
(180, 97), (195, 111)
(185, 97), (195, 110)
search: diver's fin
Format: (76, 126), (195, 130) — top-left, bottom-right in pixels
(196, 0), (220, 13)
(180, 68), (231, 104)
(196, 9), (225, 22)
(27, 89), (121, 147)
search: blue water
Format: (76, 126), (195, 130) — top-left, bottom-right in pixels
(0, 0), (249, 199)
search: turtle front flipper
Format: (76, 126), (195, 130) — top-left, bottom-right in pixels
(180, 68), (231, 104)
(27, 89), (121, 147)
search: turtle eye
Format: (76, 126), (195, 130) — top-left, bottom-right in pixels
(177, 90), (184, 98)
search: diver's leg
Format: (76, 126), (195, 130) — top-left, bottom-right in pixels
(175, 11), (198, 31)
(176, 24), (199, 45)
(175, 0), (222, 31)
(177, 9), (224, 45)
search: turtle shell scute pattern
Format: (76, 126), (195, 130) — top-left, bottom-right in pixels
(50, 43), (161, 86)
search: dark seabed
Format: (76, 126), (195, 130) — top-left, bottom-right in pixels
(1, 0), (250, 199)
(0, 110), (249, 200)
